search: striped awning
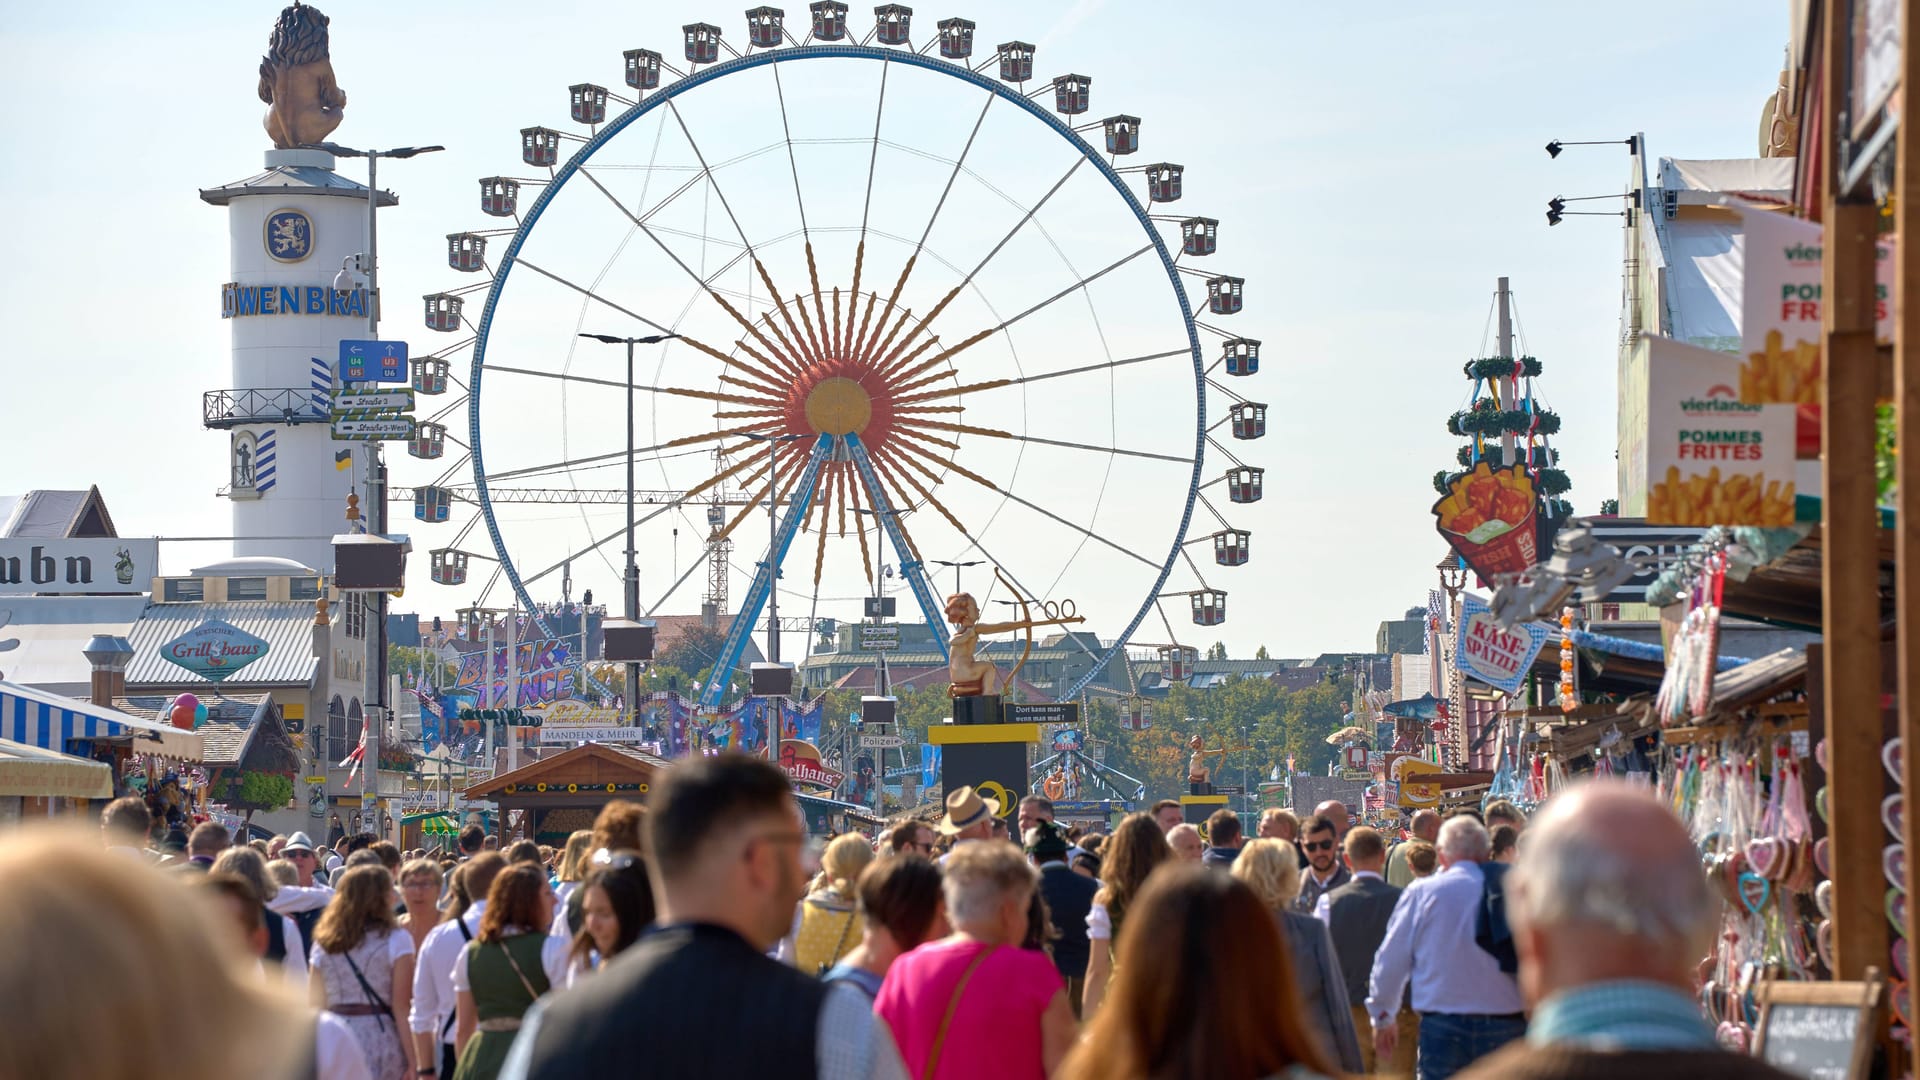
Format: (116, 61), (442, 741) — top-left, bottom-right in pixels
(0, 681), (203, 761)
(406, 812), (459, 836)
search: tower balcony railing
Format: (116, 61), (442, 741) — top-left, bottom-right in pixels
(203, 388), (329, 428)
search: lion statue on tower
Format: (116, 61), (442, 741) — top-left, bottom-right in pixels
(258, 2), (346, 149)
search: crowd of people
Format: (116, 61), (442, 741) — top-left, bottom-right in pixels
(0, 757), (1805, 1080)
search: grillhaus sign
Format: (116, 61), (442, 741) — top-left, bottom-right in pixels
(160, 619), (270, 682)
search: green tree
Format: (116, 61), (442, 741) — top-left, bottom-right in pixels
(1255, 645), (1269, 660)
(387, 645), (456, 688)
(1207, 641), (1227, 661)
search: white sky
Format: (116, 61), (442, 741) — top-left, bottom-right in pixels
(0, 1), (1783, 659)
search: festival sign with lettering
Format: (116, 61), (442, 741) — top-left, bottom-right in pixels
(1454, 594), (1551, 696)
(1643, 336), (1797, 526)
(1734, 203), (1893, 406)
(779, 740), (844, 789)
(160, 619), (272, 682)
(453, 637), (575, 706)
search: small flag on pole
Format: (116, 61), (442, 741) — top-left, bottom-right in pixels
(334, 448), (353, 471)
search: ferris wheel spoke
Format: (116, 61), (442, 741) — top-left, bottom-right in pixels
(483, 363), (782, 409)
(490, 430), (751, 485)
(510, 257), (674, 337)
(845, 467), (875, 583)
(752, 262), (822, 366)
(855, 453), (933, 562)
(867, 445), (966, 538)
(857, 94), (998, 371)
(903, 242), (1155, 380)
(579, 162), (805, 384)
(894, 347), (1193, 407)
(904, 419), (1189, 464)
(809, 467), (836, 587)
(886, 437), (1162, 570)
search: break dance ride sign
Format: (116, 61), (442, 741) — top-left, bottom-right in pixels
(1454, 594), (1550, 697)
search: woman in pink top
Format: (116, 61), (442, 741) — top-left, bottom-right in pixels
(876, 841), (1078, 1079)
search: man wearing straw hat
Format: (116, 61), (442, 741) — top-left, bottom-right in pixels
(937, 785), (1000, 865)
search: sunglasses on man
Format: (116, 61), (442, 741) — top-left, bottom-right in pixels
(1303, 839), (1337, 853)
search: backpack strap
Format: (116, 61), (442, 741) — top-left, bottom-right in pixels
(440, 918), (474, 1041)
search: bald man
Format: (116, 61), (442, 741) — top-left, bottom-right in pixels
(1455, 783), (1796, 1080)
(1314, 800), (1352, 839)
(1387, 809), (1441, 888)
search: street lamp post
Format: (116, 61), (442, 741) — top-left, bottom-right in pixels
(743, 432), (807, 666)
(308, 141), (443, 842)
(580, 333), (680, 724)
(931, 559), (984, 595)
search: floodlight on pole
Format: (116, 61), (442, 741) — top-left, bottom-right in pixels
(578, 331), (681, 725)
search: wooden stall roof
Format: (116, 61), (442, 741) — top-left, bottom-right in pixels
(1720, 526), (1892, 631)
(1546, 646), (1810, 758)
(462, 742), (670, 800)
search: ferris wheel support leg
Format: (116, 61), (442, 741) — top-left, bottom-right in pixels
(697, 434), (834, 710)
(844, 435), (950, 663)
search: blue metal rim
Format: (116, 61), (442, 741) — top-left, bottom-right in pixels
(467, 42), (1208, 702)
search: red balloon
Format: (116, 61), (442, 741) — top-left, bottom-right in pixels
(170, 703), (195, 730)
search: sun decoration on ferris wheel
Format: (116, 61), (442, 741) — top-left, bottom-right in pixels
(398, 2), (1264, 705)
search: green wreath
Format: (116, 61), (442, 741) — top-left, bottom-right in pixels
(1463, 355), (1543, 381)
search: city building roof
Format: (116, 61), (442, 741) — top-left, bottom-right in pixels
(187, 556), (318, 577)
(0, 595), (150, 696)
(0, 487), (117, 538)
(199, 152), (399, 208)
(123, 602), (321, 688)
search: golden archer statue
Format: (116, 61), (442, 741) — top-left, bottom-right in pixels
(259, 3), (346, 149)
(946, 569), (1084, 698)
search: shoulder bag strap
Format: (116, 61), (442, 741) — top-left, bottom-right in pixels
(818, 901), (858, 977)
(921, 946), (995, 1080)
(496, 937), (549, 1006)
(339, 946), (394, 1029)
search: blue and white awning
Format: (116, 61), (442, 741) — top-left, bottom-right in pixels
(0, 681), (203, 760)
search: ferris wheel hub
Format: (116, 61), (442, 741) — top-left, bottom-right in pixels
(785, 355), (897, 447)
(803, 376), (873, 436)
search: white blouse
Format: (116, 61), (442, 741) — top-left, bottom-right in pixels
(1086, 900), (1112, 941)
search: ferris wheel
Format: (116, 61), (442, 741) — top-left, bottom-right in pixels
(397, 4), (1266, 707)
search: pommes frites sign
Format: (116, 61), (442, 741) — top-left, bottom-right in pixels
(1644, 335), (1796, 527)
(1735, 203), (1892, 406)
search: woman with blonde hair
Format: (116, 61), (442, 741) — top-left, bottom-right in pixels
(548, 829), (594, 936)
(397, 857), (445, 952)
(1231, 838), (1364, 1072)
(0, 829), (311, 1080)
(786, 832), (874, 974)
(1082, 811), (1172, 1016)
(1060, 865), (1337, 1080)
(310, 864), (418, 1079)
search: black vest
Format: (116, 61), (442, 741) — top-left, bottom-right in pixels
(1324, 874), (1402, 1003)
(289, 907), (323, 959)
(520, 922), (824, 1080)
(263, 906), (288, 964)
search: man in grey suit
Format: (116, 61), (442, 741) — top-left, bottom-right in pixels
(1320, 826), (1416, 1076)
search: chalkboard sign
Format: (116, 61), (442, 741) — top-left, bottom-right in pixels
(1753, 972), (1882, 1080)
